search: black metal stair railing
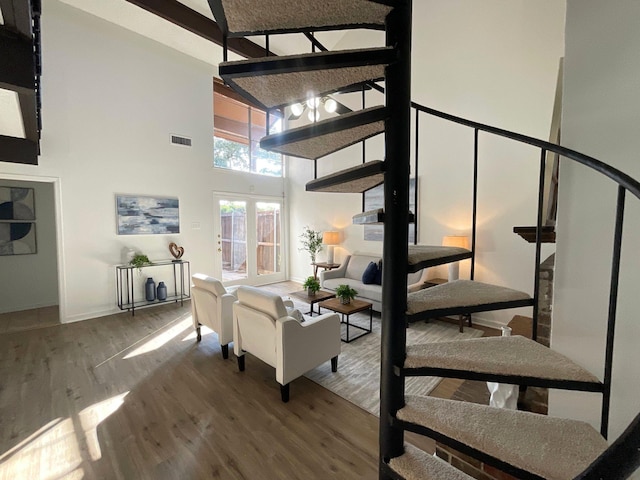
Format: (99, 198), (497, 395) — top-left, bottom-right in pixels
(211, 7), (640, 474)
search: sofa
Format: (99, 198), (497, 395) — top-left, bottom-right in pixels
(320, 253), (427, 312)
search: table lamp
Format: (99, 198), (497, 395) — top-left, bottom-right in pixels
(322, 231), (340, 265)
(442, 235), (470, 281)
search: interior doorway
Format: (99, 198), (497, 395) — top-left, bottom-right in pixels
(0, 175), (61, 332)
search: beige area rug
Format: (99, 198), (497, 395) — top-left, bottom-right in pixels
(291, 299), (484, 416)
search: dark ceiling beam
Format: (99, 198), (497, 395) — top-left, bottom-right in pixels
(0, 135), (38, 165)
(0, 26), (35, 93)
(0, 0), (33, 37)
(124, 0), (274, 59)
(18, 91), (38, 142)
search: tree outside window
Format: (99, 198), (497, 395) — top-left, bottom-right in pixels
(213, 85), (283, 177)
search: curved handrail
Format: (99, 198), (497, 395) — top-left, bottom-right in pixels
(414, 104), (640, 201)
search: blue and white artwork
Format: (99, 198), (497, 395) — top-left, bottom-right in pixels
(0, 222), (37, 255)
(116, 195), (180, 235)
(0, 187), (35, 220)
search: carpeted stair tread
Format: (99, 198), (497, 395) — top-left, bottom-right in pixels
(262, 107), (387, 161)
(397, 396), (608, 480)
(407, 245), (472, 273)
(219, 47), (394, 110)
(406, 280), (533, 321)
(388, 443), (473, 480)
(307, 160), (385, 193)
(210, 0), (393, 36)
(405, 335), (601, 386)
(352, 208), (415, 225)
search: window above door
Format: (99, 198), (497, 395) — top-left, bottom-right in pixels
(213, 79), (283, 177)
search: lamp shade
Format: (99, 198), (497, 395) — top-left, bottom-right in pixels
(442, 235), (470, 250)
(322, 231), (340, 245)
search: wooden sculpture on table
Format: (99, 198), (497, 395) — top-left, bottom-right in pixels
(169, 242), (184, 262)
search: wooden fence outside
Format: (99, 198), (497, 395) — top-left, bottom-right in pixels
(221, 210), (280, 275)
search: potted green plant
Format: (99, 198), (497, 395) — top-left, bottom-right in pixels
(299, 226), (323, 267)
(129, 253), (151, 273)
(335, 284), (358, 305)
(302, 276), (321, 296)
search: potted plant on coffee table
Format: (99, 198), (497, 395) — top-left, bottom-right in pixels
(303, 276), (321, 296)
(335, 284), (358, 305)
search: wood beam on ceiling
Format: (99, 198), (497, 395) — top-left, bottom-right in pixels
(18, 91), (38, 142)
(123, 0), (274, 59)
(0, 135), (38, 164)
(0, 0), (33, 37)
(0, 26), (35, 93)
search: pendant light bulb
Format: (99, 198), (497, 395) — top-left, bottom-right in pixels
(291, 102), (304, 116)
(308, 97), (320, 109)
(308, 109), (320, 122)
(324, 98), (338, 113)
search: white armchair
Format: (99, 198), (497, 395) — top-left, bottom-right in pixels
(191, 274), (238, 359)
(233, 286), (341, 402)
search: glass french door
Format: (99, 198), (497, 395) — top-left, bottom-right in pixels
(214, 195), (284, 286)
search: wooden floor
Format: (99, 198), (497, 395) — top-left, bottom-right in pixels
(0, 282), (497, 479)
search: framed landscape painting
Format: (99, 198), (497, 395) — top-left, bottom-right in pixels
(116, 195), (180, 235)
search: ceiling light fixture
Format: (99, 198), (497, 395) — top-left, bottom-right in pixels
(290, 95), (340, 121)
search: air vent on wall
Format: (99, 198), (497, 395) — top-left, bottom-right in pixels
(170, 134), (192, 147)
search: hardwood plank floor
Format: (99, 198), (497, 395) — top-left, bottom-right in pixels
(0, 301), (382, 479)
(0, 282), (497, 479)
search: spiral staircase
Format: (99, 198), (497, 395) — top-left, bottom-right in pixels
(207, 1), (640, 478)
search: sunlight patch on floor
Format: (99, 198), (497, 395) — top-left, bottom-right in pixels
(0, 392), (130, 480)
(123, 319), (191, 359)
(0, 418), (82, 480)
(182, 325), (216, 341)
(79, 392), (129, 461)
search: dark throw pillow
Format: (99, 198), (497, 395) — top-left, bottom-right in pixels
(362, 261), (378, 284)
(375, 261), (383, 285)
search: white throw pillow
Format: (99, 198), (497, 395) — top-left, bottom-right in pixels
(286, 307), (305, 323)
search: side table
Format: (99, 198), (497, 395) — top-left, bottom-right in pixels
(289, 289), (335, 316)
(312, 262), (341, 279)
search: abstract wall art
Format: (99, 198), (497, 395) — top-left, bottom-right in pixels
(0, 222), (37, 255)
(116, 195), (180, 235)
(0, 187), (35, 220)
(0, 186), (37, 256)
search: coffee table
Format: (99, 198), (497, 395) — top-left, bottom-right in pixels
(289, 289), (335, 316)
(318, 297), (373, 343)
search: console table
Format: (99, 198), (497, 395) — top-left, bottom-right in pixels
(116, 260), (190, 316)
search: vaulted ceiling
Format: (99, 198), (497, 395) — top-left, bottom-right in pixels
(0, 0), (350, 165)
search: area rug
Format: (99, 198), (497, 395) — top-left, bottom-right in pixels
(293, 300), (484, 416)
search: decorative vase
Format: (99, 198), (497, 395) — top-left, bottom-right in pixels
(340, 297), (350, 305)
(307, 289), (316, 296)
(145, 277), (156, 301)
(156, 281), (167, 301)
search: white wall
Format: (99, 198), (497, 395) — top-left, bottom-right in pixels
(0, 179), (58, 313)
(551, 0), (640, 441)
(287, 1), (565, 327)
(0, 0), (283, 322)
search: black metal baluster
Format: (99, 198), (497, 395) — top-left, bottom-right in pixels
(601, 185), (626, 438)
(470, 129), (479, 280)
(532, 149), (546, 342)
(414, 109), (419, 244)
